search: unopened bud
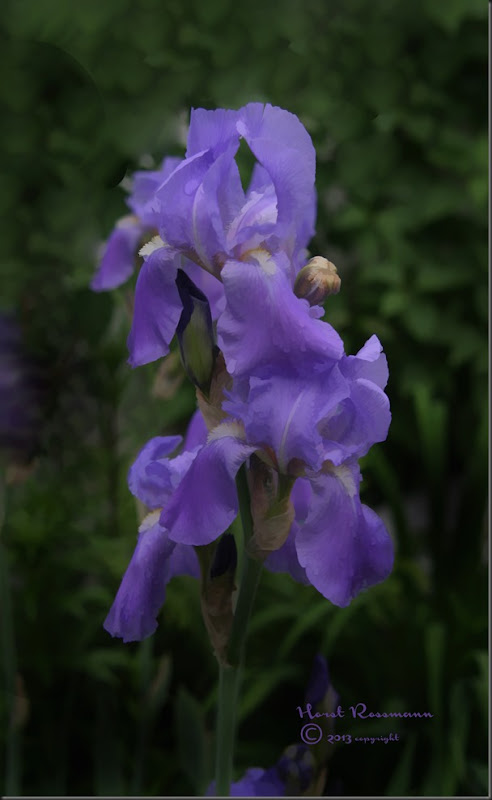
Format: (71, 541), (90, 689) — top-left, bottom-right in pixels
(294, 257), (341, 306)
(175, 269), (217, 394)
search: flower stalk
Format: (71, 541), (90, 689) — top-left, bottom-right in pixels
(214, 464), (263, 796)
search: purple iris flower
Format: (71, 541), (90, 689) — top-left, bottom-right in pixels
(91, 103), (339, 373)
(103, 410), (207, 642)
(160, 334), (393, 608)
(91, 156), (182, 291)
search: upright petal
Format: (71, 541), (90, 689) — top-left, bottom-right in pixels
(295, 466), (394, 607)
(186, 107), (241, 157)
(127, 246), (182, 367)
(218, 252), (344, 379)
(155, 146), (243, 274)
(162, 423), (255, 545)
(237, 103), (316, 257)
(91, 217), (144, 291)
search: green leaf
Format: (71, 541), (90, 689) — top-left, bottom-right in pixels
(385, 732), (417, 795)
(425, 621), (445, 732)
(238, 664), (300, 722)
(175, 686), (209, 795)
(278, 600), (331, 659)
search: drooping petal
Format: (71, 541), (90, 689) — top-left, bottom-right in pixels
(128, 435), (183, 508)
(295, 466), (394, 607)
(162, 423), (255, 545)
(104, 516), (199, 642)
(91, 217), (144, 291)
(127, 246), (182, 367)
(104, 521), (172, 642)
(224, 367), (349, 473)
(218, 252), (344, 379)
(340, 334), (389, 390)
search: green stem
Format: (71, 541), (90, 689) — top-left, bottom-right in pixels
(214, 465), (263, 796)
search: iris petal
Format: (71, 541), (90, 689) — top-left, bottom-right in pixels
(127, 246), (182, 367)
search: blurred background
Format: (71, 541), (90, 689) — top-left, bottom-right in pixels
(0, 0), (488, 796)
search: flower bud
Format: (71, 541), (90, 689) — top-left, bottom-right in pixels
(294, 257), (341, 306)
(175, 269), (217, 394)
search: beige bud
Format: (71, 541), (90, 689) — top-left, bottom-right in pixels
(294, 257), (341, 306)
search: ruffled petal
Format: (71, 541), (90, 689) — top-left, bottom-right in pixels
(127, 246), (182, 367)
(340, 334), (389, 390)
(218, 252), (344, 379)
(91, 218), (144, 291)
(318, 378), (391, 463)
(295, 466), (394, 607)
(128, 435), (183, 508)
(162, 425), (255, 545)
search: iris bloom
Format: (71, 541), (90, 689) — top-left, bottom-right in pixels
(161, 334), (393, 608)
(103, 410), (207, 642)
(90, 103), (344, 377)
(105, 329), (393, 642)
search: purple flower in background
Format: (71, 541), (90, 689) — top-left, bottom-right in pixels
(0, 313), (42, 461)
(90, 156), (182, 291)
(103, 410), (207, 642)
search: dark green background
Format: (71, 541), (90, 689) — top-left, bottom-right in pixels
(0, 0), (488, 796)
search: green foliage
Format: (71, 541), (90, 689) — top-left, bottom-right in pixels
(0, 0), (487, 796)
